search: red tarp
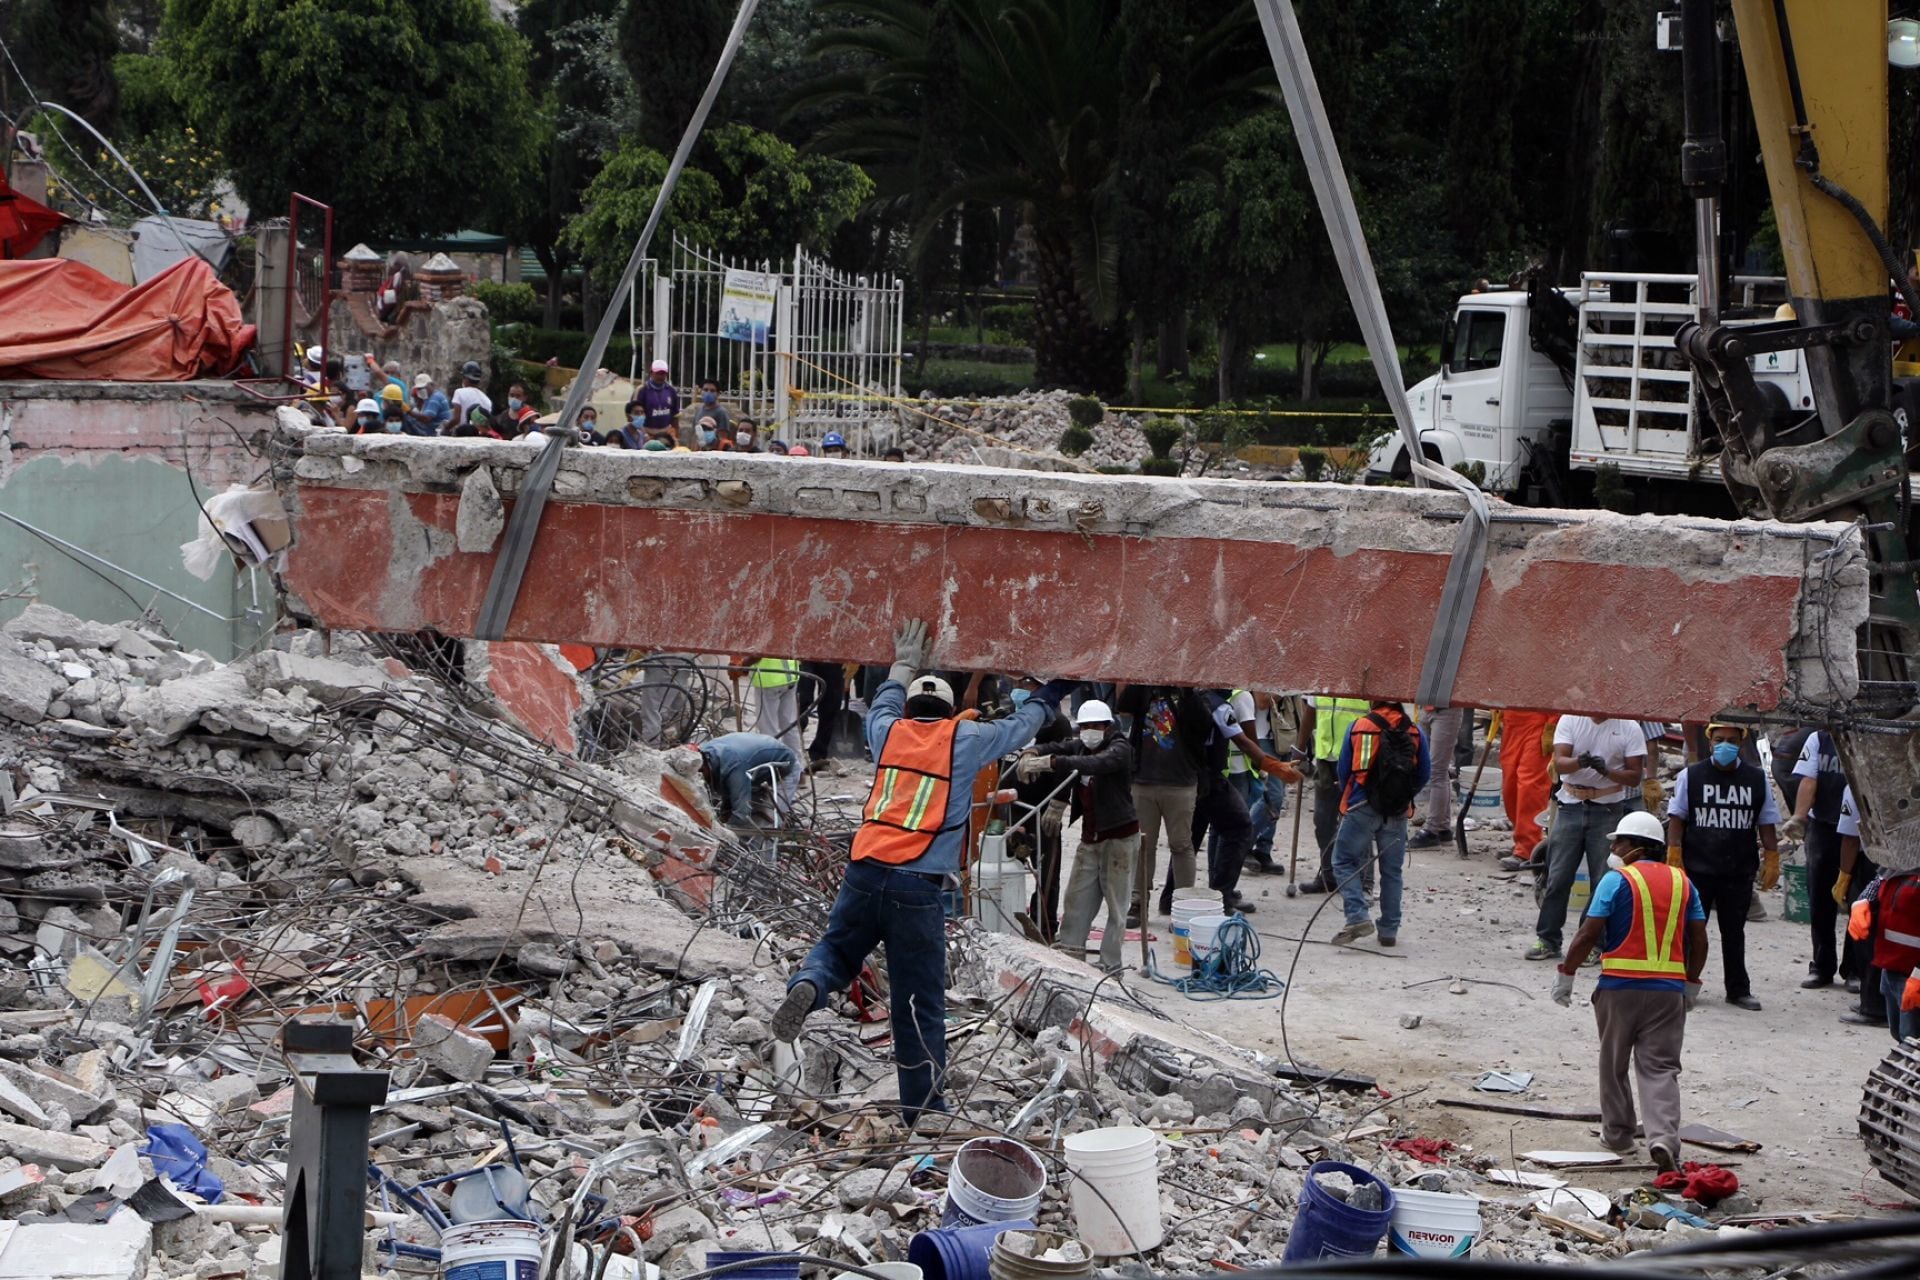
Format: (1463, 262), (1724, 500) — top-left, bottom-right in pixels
(0, 257), (255, 380)
(0, 178), (65, 258)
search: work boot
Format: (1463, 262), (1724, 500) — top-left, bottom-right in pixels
(1157, 883), (1174, 915)
(1295, 875), (1331, 894)
(1408, 828), (1446, 849)
(1726, 993), (1762, 1011)
(1800, 975), (1834, 989)
(1226, 893), (1258, 916)
(772, 980), (818, 1042)
(1840, 1009), (1882, 1025)
(1330, 920), (1374, 947)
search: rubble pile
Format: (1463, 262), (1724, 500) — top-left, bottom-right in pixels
(884, 391), (1157, 472)
(0, 602), (1804, 1277)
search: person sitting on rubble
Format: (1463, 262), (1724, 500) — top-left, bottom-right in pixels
(378, 384), (411, 433)
(406, 373), (451, 435)
(694, 732), (801, 830)
(1018, 698), (1138, 972)
(1551, 808), (1706, 1174)
(773, 620), (1078, 1126)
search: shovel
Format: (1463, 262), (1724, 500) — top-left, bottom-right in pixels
(1455, 710), (1501, 859)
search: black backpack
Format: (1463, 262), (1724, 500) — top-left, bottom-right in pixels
(1362, 711), (1421, 814)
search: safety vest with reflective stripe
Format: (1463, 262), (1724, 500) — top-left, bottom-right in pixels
(1601, 862), (1691, 981)
(1311, 697), (1369, 760)
(750, 658), (800, 689)
(851, 717), (962, 864)
(1872, 873), (1920, 973)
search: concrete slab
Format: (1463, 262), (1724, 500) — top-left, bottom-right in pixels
(0, 1205), (151, 1279)
(278, 432), (1868, 722)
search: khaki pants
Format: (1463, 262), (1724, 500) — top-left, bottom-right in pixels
(1133, 783), (1197, 906)
(1593, 986), (1687, 1155)
(1058, 834), (1141, 972)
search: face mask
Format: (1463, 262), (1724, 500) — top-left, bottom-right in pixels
(631, 415), (646, 429)
(703, 392), (717, 405)
(1009, 688), (1030, 709)
(1711, 741), (1741, 767)
(1607, 852), (1626, 871)
(508, 398), (523, 412)
(357, 416), (378, 430)
(701, 428), (717, 446)
(384, 418), (402, 433)
(1079, 728), (1105, 748)
(738, 431), (753, 445)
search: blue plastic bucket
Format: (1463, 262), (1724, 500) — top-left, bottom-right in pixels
(909, 1220), (1035, 1280)
(1280, 1162), (1396, 1264)
(705, 1251), (802, 1280)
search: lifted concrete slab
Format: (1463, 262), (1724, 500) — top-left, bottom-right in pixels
(279, 428), (1868, 722)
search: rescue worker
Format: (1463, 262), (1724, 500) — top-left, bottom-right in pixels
(1329, 700), (1430, 947)
(1782, 727), (1872, 993)
(1116, 684), (1208, 917)
(1527, 714), (1646, 962)
(1665, 722), (1780, 1011)
(1019, 699), (1137, 972)
(743, 656), (804, 811)
(1845, 785), (1920, 1041)
(1197, 691), (1299, 915)
(1294, 695), (1372, 894)
(694, 733), (801, 829)
(1497, 710), (1558, 870)
(1552, 809), (1707, 1173)
(772, 620), (1075, 1124)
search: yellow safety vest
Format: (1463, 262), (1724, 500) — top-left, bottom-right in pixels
(1311, 696), (1369, 760)
(750, 658), (799, 689)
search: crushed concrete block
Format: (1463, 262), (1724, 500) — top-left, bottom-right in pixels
(34, 906), (89, 961)
(117, 666), (253, 742)
(0, 828), (50, 871)
(176, 1072), (259, 1118)
(0, 637), (63, 724)
(515, 941), (573, 978)
(1, 603), (124, 652)
(0, 1060), (113, 1127)
(0, 1119), (110, 1171)
(228, 814), (280, 850)
(242, 650), (391, 704)
(646, 1205), (716, 1257)
(411, 1012), (495, 1083)
(0, 1071), (49, 1126)
(0, 1204), (153, 1279)
(457, 465), (506, 552)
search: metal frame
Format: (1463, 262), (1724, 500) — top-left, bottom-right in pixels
(280, 1019), (388, 1280)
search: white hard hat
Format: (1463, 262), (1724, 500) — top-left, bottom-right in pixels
(650, 359), (670, 374)
(305, 345), (324, 366)
(1074, 699), (1114, 725)
(354, 398), (380, 415)
(1608, 810), (1666, 844)
(906, 675), (954, 710)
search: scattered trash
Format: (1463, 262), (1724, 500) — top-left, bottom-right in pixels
(1654, 1161), (1741, 1205)
(1472, 1070), (1533, 1094)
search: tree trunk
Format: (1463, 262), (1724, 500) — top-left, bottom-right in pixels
(531, 244), (564, 329)
(1216, 321), (1237, 402)
(1298, 327), (1320, 402)
(1031, 231), (1125, 394)
(1156, 313), (1190, 379)
(1128, 313), (1145, 402)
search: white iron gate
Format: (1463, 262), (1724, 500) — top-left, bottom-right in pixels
(635, 237), (904, 448)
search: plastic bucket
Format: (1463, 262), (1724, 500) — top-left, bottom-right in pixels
(441, 1219), (543, 1280)
(1783, 859), (1811, 924)
(1387, 1187), (1481, 1259)
(1061, 1126), (1163, 1257)
(943, 1137), (1047, 1228)
(909, 1220), (1034, 1280)
(1169, 900), (1213, 969)
(1280, 1161), (1396, 1264)
(835, 1265), (922, 1280)
(987, 1230), (1094, 1280)
(1458, 767), (1503, 808)
(703, 1252), (802, 1280)
(1186, 914), (1229, 970)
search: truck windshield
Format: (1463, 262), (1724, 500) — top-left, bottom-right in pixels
(1449, 310), (1505, 373)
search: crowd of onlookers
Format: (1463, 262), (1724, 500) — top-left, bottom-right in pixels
(297, 347), (905, 460)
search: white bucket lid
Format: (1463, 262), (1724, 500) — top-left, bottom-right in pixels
(1063, 1126), (1157, 1155)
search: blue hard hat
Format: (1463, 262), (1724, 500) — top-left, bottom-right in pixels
(821, 432), (846, 449)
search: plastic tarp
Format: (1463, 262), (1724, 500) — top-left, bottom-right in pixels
(0, 256), (254, 380)
(0, 177), (65, 258)
(130, 215), (233, 283)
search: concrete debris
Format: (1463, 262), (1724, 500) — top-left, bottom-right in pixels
(0, 606), (1826, 1278)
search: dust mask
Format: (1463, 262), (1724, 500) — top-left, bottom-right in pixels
(1079, 728), (1105, 748)
(1607, 853), (1626, 871)
(1711, 742), (1741, 768)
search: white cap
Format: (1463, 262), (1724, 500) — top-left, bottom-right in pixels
(354, 398), (380, 415)
(1074, 699), (1114, 725)
(906, 675), (954, 710)
(650, 359), (670, 374)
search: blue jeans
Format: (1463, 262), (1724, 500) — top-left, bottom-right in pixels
(1332, 803), (1407, 934)
(1881, 969), (1920, 1042)
(1534, 799), (1629, 951)
(790, 860), (949, 1122)
(1251, 738), (1287, 860)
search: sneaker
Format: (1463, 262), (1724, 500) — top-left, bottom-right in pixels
(772, 980), (818, 1041)
(1227, 894), (1258, 916)
(1408, 829), (1446, 849)
(1524, 939), (1562, 962)
(1330, 921), (1375, 946)
(1649, 1142), (1679, 1175)
(1581, 950), (1601, 968)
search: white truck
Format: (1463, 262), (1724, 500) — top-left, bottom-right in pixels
(1365, 271), (1816, 512)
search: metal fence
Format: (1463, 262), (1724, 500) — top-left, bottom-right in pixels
(635, 237), (904, 448)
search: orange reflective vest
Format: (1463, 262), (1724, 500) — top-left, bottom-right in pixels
(1601, 862), (1691, 981)
(851, 717), (962, 864)
(1873, 873), (1920, 972)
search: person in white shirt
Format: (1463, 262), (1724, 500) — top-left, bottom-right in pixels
(448, 360), (493, 435)
(1526, 716), (1646, 962)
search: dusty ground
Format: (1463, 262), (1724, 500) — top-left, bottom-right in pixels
(1121, 807), (1910, 1219)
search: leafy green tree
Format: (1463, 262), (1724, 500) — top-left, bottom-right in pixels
(615, 0), (727, 151)
(159, 0), (541, 241)
(561, 124), (872, 285)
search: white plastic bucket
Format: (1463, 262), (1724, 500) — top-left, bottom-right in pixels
(835, 1265), (922, 1280)
(441, 1218), (543, 1280)
(1457, 768), (1502, 808)
(1387, 1187), (1481, 1259)
(1062, 1127), (1163, 1257)
(1186, 914), (1229, 969)
(943, 1136), (1046, 1227)
(1169, 900), (1214, 968)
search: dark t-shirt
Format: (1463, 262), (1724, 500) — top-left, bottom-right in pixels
(1130, 687), (1199, 786)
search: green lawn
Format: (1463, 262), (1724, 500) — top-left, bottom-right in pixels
(1248, 341), (1439, 367)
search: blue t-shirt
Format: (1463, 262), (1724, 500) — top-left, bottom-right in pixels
(1588, 866), (1706, 993)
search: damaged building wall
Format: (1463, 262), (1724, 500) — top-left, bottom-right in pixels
(0, 383), (280, 660)
(280, 428), (1868, 722)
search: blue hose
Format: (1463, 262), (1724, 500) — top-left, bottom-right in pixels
(1146, 913), (1286, 999)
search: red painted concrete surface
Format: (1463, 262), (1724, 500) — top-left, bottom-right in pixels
(285, 485), (1808, 723)
(471, 641), (583, 754)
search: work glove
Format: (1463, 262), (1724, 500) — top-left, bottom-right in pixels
(1551, 968), (1575, 1007)
(1578, 752), (1607, 774)
(888, 618), (929, 686)
(1667, 846), (1685, 870)
(1833, 870), (1854, 909)
(1039, 800), (1064, 837)
(1782, 813), (1808, 842)
(1261, 757), (1302, 783)
(1684, 981), (1702, 1013)
(1759, 850), (1781, 892)
(1015, 753), (1054, 783)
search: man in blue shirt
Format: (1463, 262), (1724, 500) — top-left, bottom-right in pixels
(1329, 701), (1430, 947)
(405, 373), (451, 435)
(695, 732), (801, 828)
(1552, 809), (1707, 1171)
(772, 619), (1075, 1124)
